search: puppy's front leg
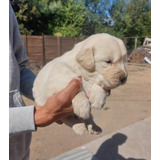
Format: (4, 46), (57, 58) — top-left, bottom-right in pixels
(72, 91), (91, 119)
(89, 83), (108, 110)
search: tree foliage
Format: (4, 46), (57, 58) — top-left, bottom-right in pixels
(108, 0), (151, 49)
(108, 0), (151, 37)
(49, 0), (86, 37)
(81, 0), (111, 35)
(11, 0), (151, 40)
(11, 0), (51, 35)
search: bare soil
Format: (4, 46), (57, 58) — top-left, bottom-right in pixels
(23, 63), (151, 160)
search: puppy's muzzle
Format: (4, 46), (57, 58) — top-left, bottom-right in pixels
(119, 76), (127, 84)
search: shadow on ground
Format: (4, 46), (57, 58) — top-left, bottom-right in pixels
(91, 133), (145, 160)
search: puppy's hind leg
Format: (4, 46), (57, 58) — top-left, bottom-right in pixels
(62, 115), (87, 136)
(85, 114), (102, 135)
(72, 91), (91, 119)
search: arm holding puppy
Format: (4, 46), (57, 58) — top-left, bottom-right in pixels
(34, 78), (82, 127)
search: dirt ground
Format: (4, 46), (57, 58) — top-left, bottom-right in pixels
(23, 63), (151, 160)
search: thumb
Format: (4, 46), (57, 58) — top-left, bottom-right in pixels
(59, 77), (82, 102)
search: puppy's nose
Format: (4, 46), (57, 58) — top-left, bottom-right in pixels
(119, 76), (127, 84)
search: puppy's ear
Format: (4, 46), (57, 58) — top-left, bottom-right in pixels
(76, 48), (95, 72)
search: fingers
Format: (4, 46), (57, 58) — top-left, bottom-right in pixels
(75, 76), (82, 82)
(55, 120), (63, 124)
(55, 104), (73, 124)
(63, 104), (74, 112)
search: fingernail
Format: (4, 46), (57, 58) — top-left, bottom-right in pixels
(75, 76), (82, 82)
(86, 94), (90, 99)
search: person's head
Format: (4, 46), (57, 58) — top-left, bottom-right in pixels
(112, 133), (127, 145)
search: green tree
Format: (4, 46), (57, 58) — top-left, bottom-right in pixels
(11, 0), (54, 35)
(11, 0), (87, 37)
(108, 0), (151, 49)
(82, 0), (111, 36)
(49, 0), (86, 37)
(108, 0), (127, 37)
(124, 0), (151, 37)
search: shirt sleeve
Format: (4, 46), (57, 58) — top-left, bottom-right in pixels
(9, 106), (36, 136)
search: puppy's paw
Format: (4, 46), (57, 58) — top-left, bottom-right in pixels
(87, 124), (102, 135)
(89, 93), (106, 110)
(89, 83), (107, 110)
(72, 123), (87, 135)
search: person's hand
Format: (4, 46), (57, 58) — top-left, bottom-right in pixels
(34, 77), (82, 127)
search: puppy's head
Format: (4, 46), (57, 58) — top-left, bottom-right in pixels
(76, 33), (128, 90)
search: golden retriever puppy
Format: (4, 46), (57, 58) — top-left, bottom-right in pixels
(33, 33), (128, 135)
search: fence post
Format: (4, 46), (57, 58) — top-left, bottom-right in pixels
(75, 37), (78, 44)
(135, 37), (137, 49)
(42, 33), (46, 66)
(123, 38), (127, 47)
(57, 36), (61, 56)
(24, 35), (28, 55)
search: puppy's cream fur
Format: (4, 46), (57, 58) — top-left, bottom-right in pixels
(33, 33), (127, 135)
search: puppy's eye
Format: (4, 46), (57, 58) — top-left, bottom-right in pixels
(105, 60), (112, 64)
